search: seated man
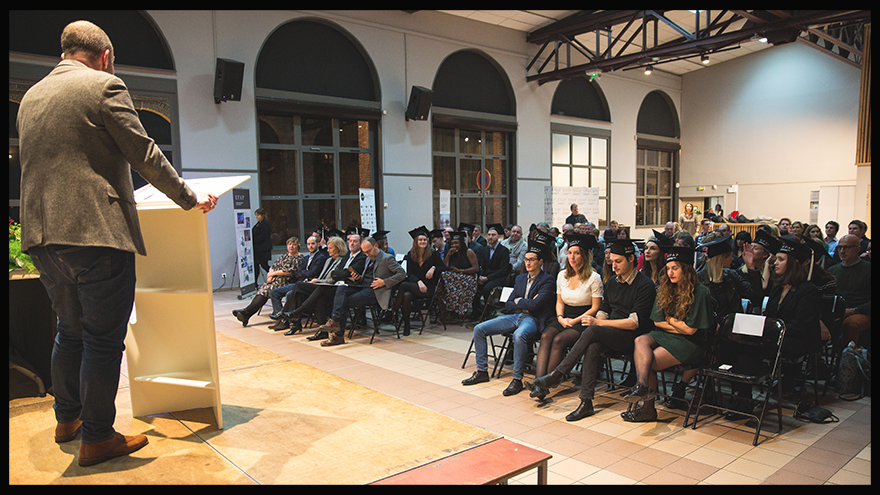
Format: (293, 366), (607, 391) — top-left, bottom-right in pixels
(317, 236), (407, 346)
(461, 239), (556, 396)
(472, 223), (511, 318)
(827, 234), (871, 347)
(268, 234), (327, 317)
(530, 237), (657, 421)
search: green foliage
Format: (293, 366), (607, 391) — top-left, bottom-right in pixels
(9, 218), (36, 273)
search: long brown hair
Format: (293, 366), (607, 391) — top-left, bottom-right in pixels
(564, 245), (594, 282)
(656, 262), (697, 321)
(409, 234), (434, 264)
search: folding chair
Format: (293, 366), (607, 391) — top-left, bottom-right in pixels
(691, 313), (787, 446)
(491, 331), (539, 379)
(820, 295), (846, 395)
(461, 286), (506, 369)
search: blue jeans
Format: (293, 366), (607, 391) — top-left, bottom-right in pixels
(29, 245), (136, 444)
(330, 285), (378, 334)
(473, 313), (541, 380)
(269, 283), (296, 314)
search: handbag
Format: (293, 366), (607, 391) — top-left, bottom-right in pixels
(794, 401), (839, 424)
(837, 341), (871, 401)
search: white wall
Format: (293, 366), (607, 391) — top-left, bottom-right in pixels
(680, 42), (861, 226)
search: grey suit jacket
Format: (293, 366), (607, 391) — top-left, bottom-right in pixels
(17, 60), (197, 256)
(364, 250), (407, 310)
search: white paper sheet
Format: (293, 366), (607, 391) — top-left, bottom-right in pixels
(732, 313), (766, 337)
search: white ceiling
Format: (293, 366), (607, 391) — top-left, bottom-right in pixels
(439, 10), (773, 76)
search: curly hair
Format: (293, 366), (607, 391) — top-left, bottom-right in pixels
(656, 261), (697, 321)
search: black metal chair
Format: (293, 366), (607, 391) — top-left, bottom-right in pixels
(691, 313), (787, 446)
(461, 286), (507, 369)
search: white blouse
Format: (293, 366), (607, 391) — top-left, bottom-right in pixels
(557, 269), (603, 306)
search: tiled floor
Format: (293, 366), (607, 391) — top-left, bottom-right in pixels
(218, 290), (870, 484)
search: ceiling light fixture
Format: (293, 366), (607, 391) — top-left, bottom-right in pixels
(701, 53), (710, 64)
(644, 65), (653, 75)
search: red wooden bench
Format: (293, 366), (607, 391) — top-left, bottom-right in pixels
(370, 438), (552, 485)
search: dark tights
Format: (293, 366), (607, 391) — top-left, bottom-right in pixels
(392, 281), (431, 330)
(535, 324), (584, 378)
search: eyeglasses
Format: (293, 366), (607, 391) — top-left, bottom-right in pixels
(524, 257), (540, 263)
(837, 244), (859, 250)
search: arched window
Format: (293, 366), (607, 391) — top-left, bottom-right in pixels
(431, 50), (516, 230)
(9, 10), (176, 221)
(550, 76), (611, 226)
(635, 90), (681, 227)
(255, 18), (381, 246)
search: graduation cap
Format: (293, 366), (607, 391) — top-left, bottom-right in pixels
(660, 245), (697, 266)
(650, 229), (673, 247)
(753, 229), (782, 253)
(607, 238), (642, 256)
(345, 226), (369, 238)
(701, 234), (734, 259)
(409, 225), (430, 239)
(449, 231), (468, 242)
(486, 223), (504, 234)
(802, 237), (829, 260)
(429, 229), (445, 239)
(326, 228), (345, 239)
(776, 237), (813, 264)
(526, 239), (549, 260)
(372, 230), (390, 241)
(532, 230), (556, 250)
(457, 222), (476, 234)
(565, 232), (598, 251)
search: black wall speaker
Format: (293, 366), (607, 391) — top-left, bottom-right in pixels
(214, 58), (244, 104)
(405, 85), (433, 121)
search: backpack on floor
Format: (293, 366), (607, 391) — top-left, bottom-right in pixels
(836, 341), (871, 400)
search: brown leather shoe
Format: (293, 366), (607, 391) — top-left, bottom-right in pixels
(55, 419), (83, 443)
(317, 319), (340, 333)
(78, 433), (148, 467)
(268, 318), (290, 331)
(320, 333), (345, 347)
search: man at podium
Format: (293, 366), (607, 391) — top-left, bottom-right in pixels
(17, 20), (218, 467)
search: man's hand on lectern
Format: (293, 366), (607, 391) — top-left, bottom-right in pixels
(195, 193), (219, 213)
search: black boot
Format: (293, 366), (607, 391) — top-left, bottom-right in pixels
(565, 400), (594, 421)
(532, 369), (566, 390)
(233, 294), (269, 327)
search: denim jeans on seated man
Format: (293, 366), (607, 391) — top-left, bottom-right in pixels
(269, 283), (296, 314)
(473, 313), (541, 380)
(28, 245), (136, 445)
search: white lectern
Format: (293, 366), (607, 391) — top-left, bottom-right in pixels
(126, 175), (249, 429)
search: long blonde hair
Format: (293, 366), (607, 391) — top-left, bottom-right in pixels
(656, 262), (697, 321)
(564, 245), (594, 282)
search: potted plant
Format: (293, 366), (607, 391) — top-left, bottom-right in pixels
(9, 217), (36, 273)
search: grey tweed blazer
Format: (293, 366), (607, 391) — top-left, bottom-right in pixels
(17, 60), (197, 256)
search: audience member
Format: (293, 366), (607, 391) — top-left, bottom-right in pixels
(678, 203), (698, 236)
(531, 233), (603, 401)
(530, 237), (656, 421)
(233, 237), (303, 327)
(603, 220), (620, 242)
(437, 231), (480, 319)
(730, 230), (752, 270)
(430, 228), (448, 261)
(639, 230), (670, 288)
(623, 245), (713, 422)
(462, 239), (556, 396)
(848, 219), (870, 254)
(317, 236), (406, 346)
(739, 229), (780, 312)
(565, 203), (588, 226)
(663, 221), (676, 240)
(392, 226), (445, 336)
(695, 218), (713, 246)
(252, 208), (272, 282)
(828, 234), (871, 347)
(268, 235), (326, 317)
(777, 218), (791, 236)
(789, 221), (805, 242)
(824, 220), (840, 258)
(472, 224), (511, 319)
(501, 224), (527, 276)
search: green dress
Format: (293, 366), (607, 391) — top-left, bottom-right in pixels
(649, 283), (713, 365)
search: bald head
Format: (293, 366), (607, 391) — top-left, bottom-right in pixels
(60, 21), (114, 73)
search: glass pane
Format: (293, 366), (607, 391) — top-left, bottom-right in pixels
(302, 199), (338, 233)
(339, 152), (371, 195)
(597, 198), (607, 227)
(459, 158), (482, 194)
(645, 149), (658, 168)
(551, 166), (570, 187)
(258, 114), (295, 144)
(433, 127), (455, 152)
(659, 170), (671, 197)
(572, 167), (590, 187)
(485, 131), (507, 157)
(636, 148), (645, 167)
(433, 156), (455, 193)
(340, 198), (362, 233)
(301, 117), (333, 147)
(647, 198), (657, 225)
(552, 133), (570, 165)
(339, 119), (370, 149)
(484, 159), (507, 195)
(646, 169), (658, 195)
(636, 167), (644, 196)
(258, 149), (297, 196)
(302, 152), (335, 194)
(484, 196), (508, 228)
(572, 135), (590, 165)
(659, 150), (672, 168)
(591, 137), (607, 167)
(459, 129), (482, 155)
(659, 199), (671, 225)
(459, 197), (482, 226)
(592, 167), (607, 196)
(636, 198), (645, 226)
(261, 199), (299, 247)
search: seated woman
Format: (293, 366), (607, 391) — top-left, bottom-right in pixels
(233, 237), (303, 327)
(622, 245), (713, 422)
(392, 226), (445, 335)
(436, 231), (480, 319)
(739, 229), (780, 313)
(721, 236), (822, 418)
(639, 230), (670, 289)
(531, 233), (603, 400)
